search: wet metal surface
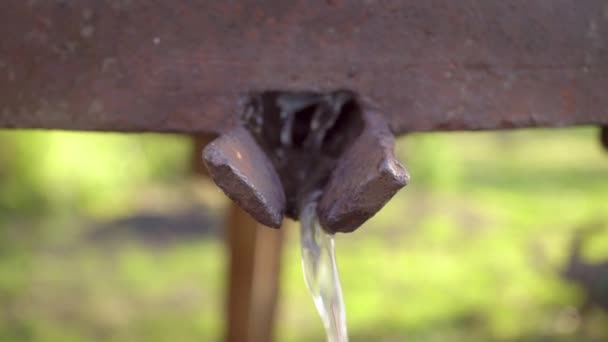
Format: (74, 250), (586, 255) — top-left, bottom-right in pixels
(1, 1), (608, 134)
(204, 91), (407, 233)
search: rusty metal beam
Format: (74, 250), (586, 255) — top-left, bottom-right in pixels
(1, 1), (607, 135)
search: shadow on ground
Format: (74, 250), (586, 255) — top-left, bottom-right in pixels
(83, 205), (221, 246)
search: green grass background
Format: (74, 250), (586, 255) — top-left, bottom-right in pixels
(0, 127), (606, 341)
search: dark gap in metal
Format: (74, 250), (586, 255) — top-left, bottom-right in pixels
(242, 90), (364, 218)
(291, 105), (317, 148)
(322, 99), (362, 158)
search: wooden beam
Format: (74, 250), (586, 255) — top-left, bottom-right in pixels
(225, 203), (285, 342)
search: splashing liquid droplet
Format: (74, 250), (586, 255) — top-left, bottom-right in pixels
(300, 201), (348, 342)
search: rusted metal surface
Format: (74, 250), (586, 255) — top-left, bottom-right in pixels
(1, 1), (608, 134)
(203, 126), (285, 228)
(2, 1), (608, 231)
(204, 91), (407, 233)
(318, 109), (409, 233)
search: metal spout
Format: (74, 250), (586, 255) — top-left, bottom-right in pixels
(203, 91), (409, 233)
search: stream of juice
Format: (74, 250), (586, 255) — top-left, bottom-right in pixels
(300, 201), (348, 342)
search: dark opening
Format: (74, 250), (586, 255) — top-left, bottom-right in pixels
(321, 99), (362, 157)
(291, 105), (317, 148)
(240, 90), (365, 218)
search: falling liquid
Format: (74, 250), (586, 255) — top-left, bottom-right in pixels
(300, 200), (348, 342)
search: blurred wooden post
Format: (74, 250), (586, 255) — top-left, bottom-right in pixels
(225, 204), (285, 342)
(192, 135), (285, 342)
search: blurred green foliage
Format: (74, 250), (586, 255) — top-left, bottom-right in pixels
(0, 127), (607, 341)
(0, 131), (190, 219)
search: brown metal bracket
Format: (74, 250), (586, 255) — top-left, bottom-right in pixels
(203, 91), (408, 233)
(203, 127), (286, 228)
(318, 108), (409, 233)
